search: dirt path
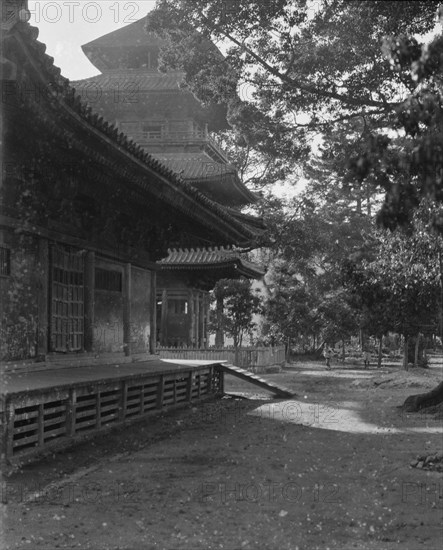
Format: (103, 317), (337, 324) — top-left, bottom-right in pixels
(2, 361), (443, 550)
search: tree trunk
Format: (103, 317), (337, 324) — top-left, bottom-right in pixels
(403, 336), (409, 371)
(234, 334), (239, 367)
(403, 380), (443, 411)
(356, 183), (362, 215)
(342, 339), (345, 363)
(366, 181), (372, 217)
(439, 251), (443, 347)
(414, 333), (421, 367)
(378, 337), (383, 368)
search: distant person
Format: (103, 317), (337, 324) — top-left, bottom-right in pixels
(362, 348), (370, 368)
(323, 346), (333, 370)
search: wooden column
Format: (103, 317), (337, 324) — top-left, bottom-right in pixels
(150, 270), (157, 354)
(160, 289), (168, 346)
(203, 292), (210, 349)
(37, 238), (49, 357)
(186, 371), (193, 402)
(84, 251), (95, 352)
(123, 263), (132, 356)
(196, 294), (202, 348)
(66, 388), (76, 437)
(37, 404), (44, 447)
(120, 380), (128, 421)
(215, 295), (224, 348)
(188, 290), (195, 347)
(5, 400), (15, 460)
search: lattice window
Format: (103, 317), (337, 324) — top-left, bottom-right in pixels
(95, 268), (122, 292)
(0, 246), (11, 276)
(50, 245), (84, 352)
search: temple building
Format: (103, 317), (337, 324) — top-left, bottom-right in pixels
(72, 15), (265, 348)
(0, 6), (261, 364)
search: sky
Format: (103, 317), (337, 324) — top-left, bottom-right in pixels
(28, 1), (156, 80)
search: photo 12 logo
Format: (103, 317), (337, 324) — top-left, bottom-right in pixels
(26, 1), (144, 25)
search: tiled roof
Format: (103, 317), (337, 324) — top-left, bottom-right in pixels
(152, 153), (259, 206)
(160, 247), (265, 278)
(152, 153), (237, 180)
(82, 17), (164, 49)
(6, 20), (263, 246)
(224, 207), (267, 231)
(72, 71), (184, 92)
(81, 14), (221, 57)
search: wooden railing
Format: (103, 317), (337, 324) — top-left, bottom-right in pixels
(1, 365), (222, 464)
(158, 346), (286, 371)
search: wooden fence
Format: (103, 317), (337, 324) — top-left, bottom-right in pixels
(158, 346), (286, 371)
(1, 364), (222, 465)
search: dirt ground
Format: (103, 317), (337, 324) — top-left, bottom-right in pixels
(2, 360), (443, 550)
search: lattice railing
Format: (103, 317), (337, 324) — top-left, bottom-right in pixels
(1, 365), (222, 463)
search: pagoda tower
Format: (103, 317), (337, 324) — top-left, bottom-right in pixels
(73, 14), (264, 347)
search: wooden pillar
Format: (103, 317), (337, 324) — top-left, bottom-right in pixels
(160, 289), (168, 346)
(195, 293), (201, 348)
(37, 238), (49, 357)
(186, 371), (193, 402)
(66, 388), (76, 437)
(37, 404), (44, 447)
(157, 375), (165, 409)
(215, 295), (224, 348)
(150, 270), (157, 354)
(203, 293), (209, 349)
(84, 251), (95, 352)
(188, 290), (195, 347)
(5, 399), (15, 460)
(120, 380), (128, 421)
(123, 263), (132, 356)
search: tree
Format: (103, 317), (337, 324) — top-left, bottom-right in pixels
(317, 289), (359, 362)
(260, 189), (373, 355)
(355, 7), (443, 231)
(147, 1), (440, 195)
(211, 279), (263, 354)
(345, 203), (442, 369)
(148, 1), (437, 117)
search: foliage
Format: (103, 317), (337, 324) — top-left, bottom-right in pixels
(345, 201), (443, 365)
(317, 289), (358, 347)
(211, 278), (263, 347)
(356, 7), (443, 231)
(261, 191), (373, 348)
(147, 1), (440, 205)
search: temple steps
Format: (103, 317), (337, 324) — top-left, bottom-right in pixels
(217, 364), (295, 398)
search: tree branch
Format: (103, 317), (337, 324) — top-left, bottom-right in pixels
(197, 11), (399, 110)
(244, 158), (273, 186)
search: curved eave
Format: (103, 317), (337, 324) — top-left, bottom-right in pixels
(160, 260), (265, 279)
(71, 72), (185, 93)
(187, 175), (260, 207)
(224, 207), (266, 232)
